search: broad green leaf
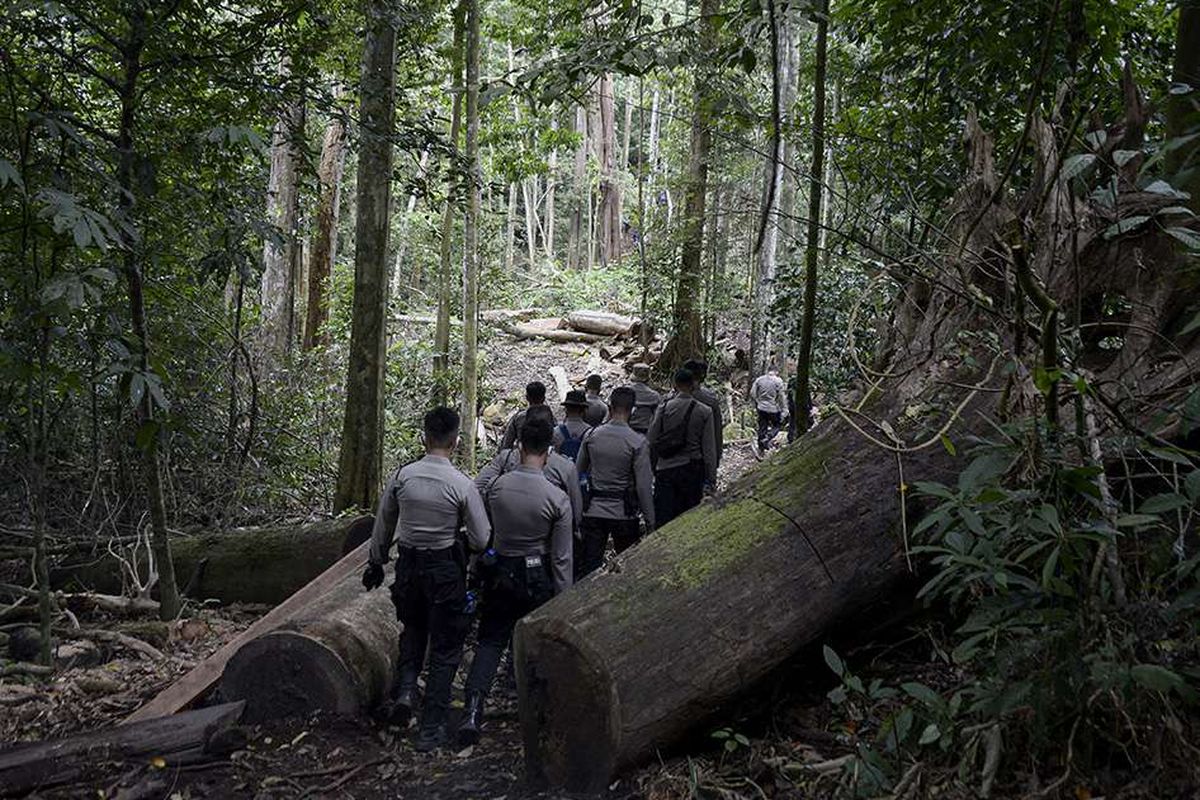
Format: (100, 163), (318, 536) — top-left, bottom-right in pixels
(1167, 227), (1200, 252)
(1139, 493), (1190, 514)
(0, 159), (22, 190)
(940, 434), (956, 456)
(901, 682), (941, 709)
(1060, 153), (1095, 180)
(1115, 513), (1161, 528)
(1103, 215), (1151, 239)
(823, 645), (844, 678)
(918, 723), (940, 745)
(1111, 149), (1140, 167)
(1130, 664), (1185, 693)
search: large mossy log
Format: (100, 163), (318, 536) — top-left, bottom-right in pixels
(513, 409), (958, 791)
(52, 516), (373, 605)
(219, 554), (400, 723)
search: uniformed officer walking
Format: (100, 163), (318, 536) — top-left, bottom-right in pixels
(583, 374), (607, 427)
(683, 358), (724, 469)
(362, 407), (490, 751)
(750, 366), (787, 454)
(648, 368), (717, 527)
(574, 386), (655, 578)
(627, 363), (662, 434)
(499, 381), (551, 450)
(457, 418), (572, 746)
(553, 389), (594, 458)
(476, 405), (583, 536)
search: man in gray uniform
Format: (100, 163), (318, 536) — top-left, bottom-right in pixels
(574, 386), (655, 578)
(362, 407), (490, 751)
(499, 381), (551, 451)
(583, 374), (607, 427)
(457, 418), (572, 746)
(476, 405), (582, 536)
(648, 368), (718, 527)
(627, 363), (662, 434)
(553, 389), (594, 459)
(750, 366), (787, 454)
(683, 358), (724, 470)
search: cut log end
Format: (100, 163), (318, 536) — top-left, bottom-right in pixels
(515, 617), (619, 793)
(222, 631), (359, 723)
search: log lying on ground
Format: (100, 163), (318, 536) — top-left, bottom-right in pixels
(0, 701), (245, 796)
(219, 543), (400, 723)
(565, 310), (640, 338)
(125, 537), (375, 723)
(52, 516), (373, 606)
(507, 322), (609, 344)
(514, 405), (967, 792)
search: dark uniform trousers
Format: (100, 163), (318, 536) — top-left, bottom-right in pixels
(578, 516), (641, 577)
(757, 410), (783, 451)
(654, 462), (705, 528)
(465, 554), (553, 695)
(391, 546), (470, 726)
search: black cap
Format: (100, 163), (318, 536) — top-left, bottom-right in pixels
(562, 389), (590, 408)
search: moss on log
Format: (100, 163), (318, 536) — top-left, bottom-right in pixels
(52, 516), (373, 606)
(513, 414), (957, 791)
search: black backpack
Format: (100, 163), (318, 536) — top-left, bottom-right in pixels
(656, 399), (696, 458)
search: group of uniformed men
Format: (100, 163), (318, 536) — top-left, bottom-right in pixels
(361, 360), (723, 752)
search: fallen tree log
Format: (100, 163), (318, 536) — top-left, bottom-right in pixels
(513, 406), (963, 791)
(219, 545), (399, 723)
(125, 537), (375, 723)
(565, 309), (640, 338)
(507, 323), (609, 344)
(0, 701), (245, 796)
(52, 516), (373, 606)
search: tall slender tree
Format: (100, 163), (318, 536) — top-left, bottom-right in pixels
(333, 1), (397, 513)
(793, 0), (829, 436)
(434, 0), (467, 392)
(303, 99), (347, 351)
(260, 61), (303, 358)
(462, 0), (482, 469)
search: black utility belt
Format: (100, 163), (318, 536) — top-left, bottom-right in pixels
(495, 552), (549, 570)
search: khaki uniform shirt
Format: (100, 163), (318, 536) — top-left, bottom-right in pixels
(666, 385), (724, 466)
(575, 421), (656, 530)
(369, 455), (491, 565)
(584, 392), (608, 427)
(484, 466), (573, 594)
(628, 382), (662, 433)
(476, 449), (583, 535)
(647, 392), (718, 484)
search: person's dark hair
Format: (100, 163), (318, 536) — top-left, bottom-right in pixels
(525, 404), (555, 427)
(674, 368), (696, 389)
(609, 386), (636, 413)
(424, 406), (460, 448)
(683, 358), (708, 381)
(585, 374), (602, 391)
(526, 381), (547, 404)
(519, 418), (553, 455)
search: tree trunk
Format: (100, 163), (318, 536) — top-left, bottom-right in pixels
(462, 0), (482, 470)
(303, 103), (348, 351)
(116, 8), (180, 622)
(665, 0), (721, 367)
(221, 556), (399, 723)
(433, 0), (466, 392)
(1167, 0), (1200, 212)
(396, 149), (431, 293)
(52, 516), (375, 605)
(546, 114), (558, 260)
(751, 3), (798, 378)
(620, 90), (633, 174)
(260, 63), (304, 358)
(333, 2), (397, 514)
(793, 0), (828, 436)
(515, 409), (958, 792)
(568, 104), (588, 271)
(595, 74), (621, 267)
(505, 182), (518, 272)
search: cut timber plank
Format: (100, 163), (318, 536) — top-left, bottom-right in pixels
(123, 538), (372, 724)
(548, 366), (572, 403)
(0, 701), (245, 796)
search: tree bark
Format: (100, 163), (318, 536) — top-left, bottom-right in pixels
(333, 2), (397, 514)
(260, 63), (304, 358)
(221, 557), (399, 722)
(793, 0), (828, 436)
(52, 516), (375, 606)
(434, 0), (466, 393)
(303, 102), (348, 351)
(462, 0), (482, 469)
(515, 408), (958, 792)
(1167, 0), (1200, 212)
(116, 7), (180, 622)
(595, 74), (621, 267)
(566, 310), (639, 337)
(665, 0), (721, 367)
(546, 114), (558, 260)
(396, 149), (430, 293)
(568, 104), (588, 271)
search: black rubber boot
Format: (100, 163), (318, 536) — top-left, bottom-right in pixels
(415, 722), (447, 752)
(456, 692), (484, 747)
(386, 684), (417, 728)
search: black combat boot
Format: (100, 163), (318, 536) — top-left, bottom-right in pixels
(456, 692), (484, 747)
(384, 678), (418, 728)
(414, 720), (448, 752)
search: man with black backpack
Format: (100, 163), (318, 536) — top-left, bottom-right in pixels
(553, 390), (593, 459)
(647, 368), (717, 527)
